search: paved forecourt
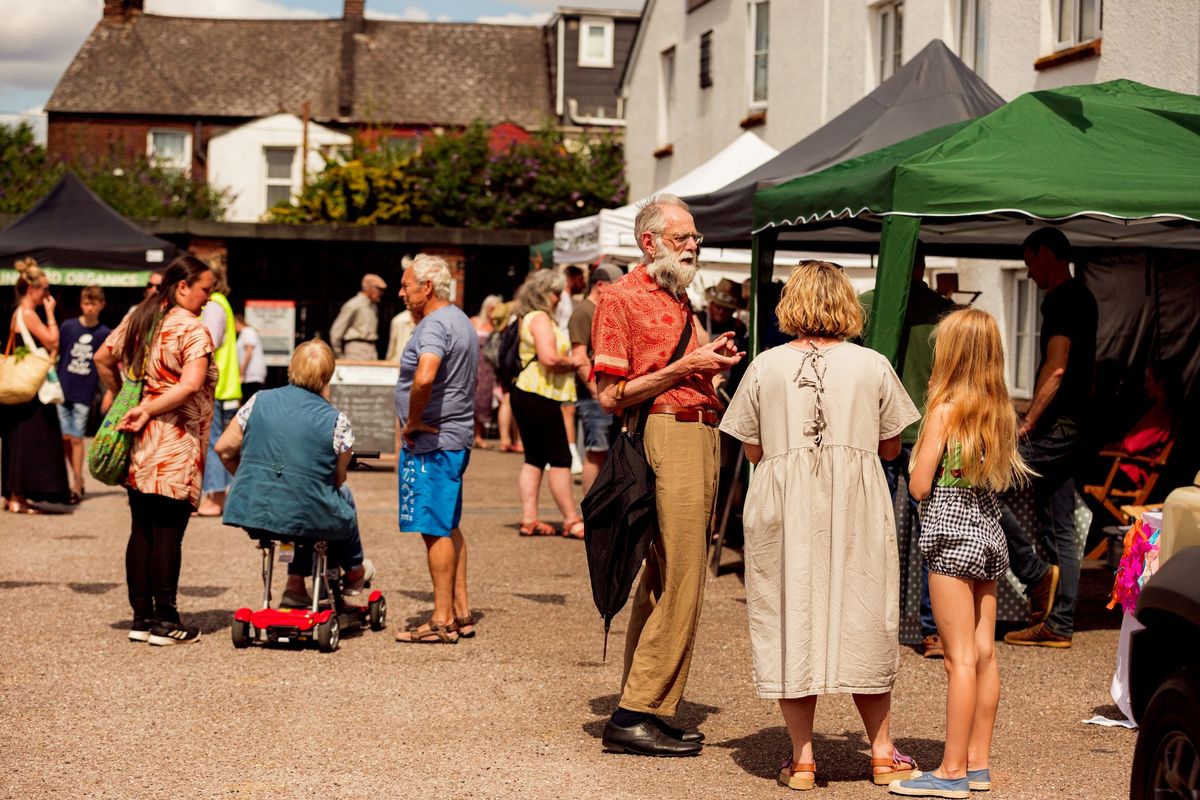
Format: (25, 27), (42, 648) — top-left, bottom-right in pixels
(0, 447), (1133, 799)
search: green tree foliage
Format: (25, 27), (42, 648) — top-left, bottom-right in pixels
(271, 121), (627, 230)
(0, 122), (227, 220)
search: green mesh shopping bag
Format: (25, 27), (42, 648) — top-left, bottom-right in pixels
(88, 321), (156, 486)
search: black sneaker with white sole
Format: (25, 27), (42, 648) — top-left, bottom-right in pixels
(148, 621), (201, 646)
(129, 619), (152, 643)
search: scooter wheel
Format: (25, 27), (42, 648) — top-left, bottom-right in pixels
(369, 596), (387, 632)
(317, 614), (340, 653)
(231, 617), (252, 649)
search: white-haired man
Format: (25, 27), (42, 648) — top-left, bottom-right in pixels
(393, 255), (479, 644)
(330, 273), (387, 359)
(592, 194), (744, 756)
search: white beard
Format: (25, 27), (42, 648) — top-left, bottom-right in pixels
(647, 247), (698, 295)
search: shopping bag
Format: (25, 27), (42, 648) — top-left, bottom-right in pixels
(87, 376), (144, 485)
(0, 329), (52, 405)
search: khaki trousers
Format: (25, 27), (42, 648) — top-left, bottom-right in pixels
(341, 341), (378, 360)
(619, 414), (720, 716)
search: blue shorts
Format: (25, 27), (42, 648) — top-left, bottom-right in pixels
(56, 401), (90, 439)
(577, 397), (614, 452)
(399, 448), (470, 537)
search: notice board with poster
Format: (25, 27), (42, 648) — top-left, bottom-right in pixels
(244, 299), (296, 367)
(328, 361), (398, 460)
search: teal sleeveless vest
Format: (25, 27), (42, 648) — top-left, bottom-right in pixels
(223, 384), (356, 539)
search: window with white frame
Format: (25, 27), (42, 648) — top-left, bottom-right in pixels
(147, 130), (191, 173)
(876, 1), (904, 83)
(958, 0), (988, 77)
(578, 16), (614, 68)
(749, 1), (769, 106)
(1055, 0), (1102, 49)
(264, 146), (296, 210)
(1008, 271), (1043, 398)
(658, 47), (676, 146)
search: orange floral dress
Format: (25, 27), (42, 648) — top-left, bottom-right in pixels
(104, 307), (217, 507)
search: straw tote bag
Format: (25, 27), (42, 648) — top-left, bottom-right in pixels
(14, 308), (64, 405)
(0, 318), (53, 406)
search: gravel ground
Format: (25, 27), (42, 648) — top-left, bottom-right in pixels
(1, 448), (1134, 799)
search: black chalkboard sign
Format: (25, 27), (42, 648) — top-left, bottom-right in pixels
(328, 361), (399, 458)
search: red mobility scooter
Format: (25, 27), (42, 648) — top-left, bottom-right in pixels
(231, 537), (386, 653)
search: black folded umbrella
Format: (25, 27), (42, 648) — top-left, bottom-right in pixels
(581, 418), (658, 661)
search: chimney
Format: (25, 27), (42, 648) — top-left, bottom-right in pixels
(102, 0), (144, 23)
(344, 0), (365, 32)
(339, 0), (365, 118)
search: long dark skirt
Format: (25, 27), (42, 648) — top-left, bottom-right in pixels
(0, 399), (69, 503)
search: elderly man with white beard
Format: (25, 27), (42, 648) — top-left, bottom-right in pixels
(591, 194), (745, 757)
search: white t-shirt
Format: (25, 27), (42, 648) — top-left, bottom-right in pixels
(236, 327), (268, 384)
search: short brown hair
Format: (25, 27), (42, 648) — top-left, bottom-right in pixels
(288, 339), (336, 393)
(81, 285), (105, 303)
(775, 260), (863, 339)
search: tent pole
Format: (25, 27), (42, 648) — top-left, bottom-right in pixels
(750, 230), (777, 358)
(866, 215), (921, 366)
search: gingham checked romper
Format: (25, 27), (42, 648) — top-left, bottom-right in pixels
(917, 444), (1009, 580)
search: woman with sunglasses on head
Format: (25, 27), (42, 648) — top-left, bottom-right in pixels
(2, 258), (70, 513)
(95, 255), (218, 646)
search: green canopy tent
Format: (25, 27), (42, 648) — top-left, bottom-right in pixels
(748, 79), (1200, 362)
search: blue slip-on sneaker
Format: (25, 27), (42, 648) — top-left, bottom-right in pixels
(888, 772), (970, 799)
(967, 768), (991, 791)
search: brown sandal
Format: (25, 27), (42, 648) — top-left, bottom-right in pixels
(395, 622), (459, 644)
(561, 519), (585, 539)
(870, 745), (918, 784)
(454, 614), (476, 638)
(519, 519), (557, 536)
(779, 759), (816, 791)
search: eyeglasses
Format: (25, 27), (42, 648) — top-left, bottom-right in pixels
(656, 231), (704, 246)
(146, 281), (162, 289)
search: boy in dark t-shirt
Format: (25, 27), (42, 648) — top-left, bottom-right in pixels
(56, 285), (112, 502)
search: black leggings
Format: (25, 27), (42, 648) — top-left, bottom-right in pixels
(125, 488), (193, 623)
(509, 387), (571, 469)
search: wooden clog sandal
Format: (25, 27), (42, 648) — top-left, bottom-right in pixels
(778, 758), (816, 791)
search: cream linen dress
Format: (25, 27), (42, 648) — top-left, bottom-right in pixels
(720, 341), (919, 699)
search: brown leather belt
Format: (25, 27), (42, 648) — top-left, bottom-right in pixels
(648, 404), (719, 427)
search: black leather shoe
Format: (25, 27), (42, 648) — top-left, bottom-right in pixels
(602, 718), (702, 757)
(650, 716), (704, 743)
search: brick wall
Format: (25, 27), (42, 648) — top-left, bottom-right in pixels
(47, 113), (232, 182)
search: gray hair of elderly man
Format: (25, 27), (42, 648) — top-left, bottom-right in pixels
(633, 193), (690, 258)
(409, 253), (454, 300)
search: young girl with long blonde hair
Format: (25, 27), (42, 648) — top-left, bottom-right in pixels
(889, 308), (1031, 799)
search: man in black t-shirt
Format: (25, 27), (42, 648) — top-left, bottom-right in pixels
(1002, 229), (1098, 649)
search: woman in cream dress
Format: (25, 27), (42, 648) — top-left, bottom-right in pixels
(720, 261), (921, 790)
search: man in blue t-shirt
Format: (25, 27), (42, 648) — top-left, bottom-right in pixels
(393, 254), (479, 644)
(56, 285), (112, 502)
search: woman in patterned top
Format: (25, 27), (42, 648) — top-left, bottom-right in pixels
(892, 309), (1032, 799)
(95, 255), (218, 647)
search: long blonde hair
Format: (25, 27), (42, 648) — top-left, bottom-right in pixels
(915, 308), (1032, 491)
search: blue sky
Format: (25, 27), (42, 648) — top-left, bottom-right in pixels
(0, 0), (639, 121)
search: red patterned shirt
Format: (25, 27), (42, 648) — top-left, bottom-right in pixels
(591, 264), (720, 410)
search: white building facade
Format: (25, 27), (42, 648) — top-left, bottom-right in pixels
(621, 0), (1200, 395)
(206, 114), (352, 224)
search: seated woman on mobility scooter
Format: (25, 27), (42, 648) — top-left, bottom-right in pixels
(216, 339), (374, 607)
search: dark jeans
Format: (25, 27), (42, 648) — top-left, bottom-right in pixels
(999, 422), (1082, 637)
(883, 445), (936, 638)
(126, 488), (193, 623)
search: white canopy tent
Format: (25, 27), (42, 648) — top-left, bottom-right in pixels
(553, 132), (876, 300)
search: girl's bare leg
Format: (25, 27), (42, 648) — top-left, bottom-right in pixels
(968, 580), (1000, 771)
(929, 572), (979, 779)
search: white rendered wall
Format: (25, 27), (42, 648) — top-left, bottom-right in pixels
(624, 0), (1200, 199)
(207, 114), (352, 223)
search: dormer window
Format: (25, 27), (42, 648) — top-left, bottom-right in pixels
(578, 16), (615, 68)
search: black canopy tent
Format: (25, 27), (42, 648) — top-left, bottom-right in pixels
(0, 174), (175, 288)
(684, 39), (1006, 249)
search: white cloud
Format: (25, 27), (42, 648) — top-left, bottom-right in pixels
(477, 12), (551, 26)
(143, 0), (322, 18)
(0, 0), (99, 91)
(365, 5), (432, 21)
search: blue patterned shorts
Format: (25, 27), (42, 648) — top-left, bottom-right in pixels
(398, 448), (470, 537)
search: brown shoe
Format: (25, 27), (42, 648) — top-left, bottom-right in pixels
(1003, 621), (1072, 648)
(1027, 564), (1060, 625)
(921, 634), (944, 659)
